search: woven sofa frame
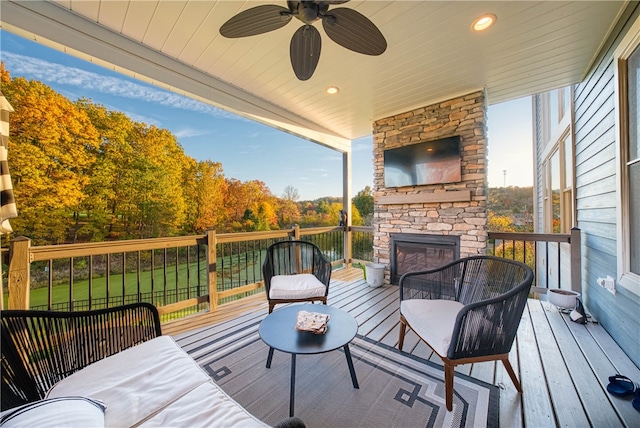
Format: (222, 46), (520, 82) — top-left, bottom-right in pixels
(1, 302), (162, 411)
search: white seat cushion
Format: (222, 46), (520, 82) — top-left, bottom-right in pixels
(400, 299), (464, 357)
(47, 336), (211, 427)
(269, 273), (326, 300)
(139, 382), (267, 427)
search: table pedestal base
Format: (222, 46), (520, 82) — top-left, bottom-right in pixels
(265, 345), (359, 417)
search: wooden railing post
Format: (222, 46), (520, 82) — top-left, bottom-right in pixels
(293, 224), (300, 240)
(206, 229), (218, 312)
(8, 236), (31, 310)
(345, 226), (353, 269)
(570, 227), (582, 294)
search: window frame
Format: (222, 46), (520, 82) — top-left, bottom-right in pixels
(539, 87), (574, 234)
(613, 16), (640, 296)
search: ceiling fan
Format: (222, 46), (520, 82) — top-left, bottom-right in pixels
(220, 1), (387, 81)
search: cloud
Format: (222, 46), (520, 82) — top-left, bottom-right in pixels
(174, 128), (212, 139)
(1, 51), (239, 120)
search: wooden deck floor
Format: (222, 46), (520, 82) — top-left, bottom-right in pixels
(165, 268), (640, 427)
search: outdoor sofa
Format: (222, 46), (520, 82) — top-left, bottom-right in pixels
(0, 303), (303, 427)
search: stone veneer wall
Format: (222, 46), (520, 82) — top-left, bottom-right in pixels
(372, 90), (488, 284)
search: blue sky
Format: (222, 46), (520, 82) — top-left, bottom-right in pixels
(0, 30), (532, 200)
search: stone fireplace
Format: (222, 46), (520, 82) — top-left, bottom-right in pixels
(371, 90), (488, 285)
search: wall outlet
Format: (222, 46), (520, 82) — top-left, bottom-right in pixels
(597, 276), (616, 295)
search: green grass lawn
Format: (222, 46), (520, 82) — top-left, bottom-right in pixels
(2, 262), (207, 310)
(3, 253), (267, 310)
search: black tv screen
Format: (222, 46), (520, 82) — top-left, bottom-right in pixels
(384, 136), (462, 187)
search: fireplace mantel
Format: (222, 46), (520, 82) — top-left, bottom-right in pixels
(377, 190), (471, 205)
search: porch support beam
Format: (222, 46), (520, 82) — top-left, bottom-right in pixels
(343, 149), (353, 267)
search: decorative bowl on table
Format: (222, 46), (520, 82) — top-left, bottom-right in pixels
(547, 289), (580, 309)
(295, 310), (330, 334)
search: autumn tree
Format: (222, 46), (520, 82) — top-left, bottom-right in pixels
(488, 212), (517, 232)
(353, 185), (374, 225)
(225, 179), (279, 232)
(75, 100), (137, 240)
(76, 102), (191, 239)
(2, 66), (100, 244)
(124, 124), (189, 238)
(183, 160), (228, 233)
(277, 198), (301, 228)
(282, 185), (299, 201)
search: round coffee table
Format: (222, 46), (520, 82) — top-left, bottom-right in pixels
(259, 304), (359, 417)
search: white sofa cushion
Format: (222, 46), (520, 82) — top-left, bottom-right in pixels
(46, 336), (212, 427)
(400, 299), (464, 357)
(269, 273), (326, 299)
(139, 382), (266, 427)
(0, 396), (106, 428)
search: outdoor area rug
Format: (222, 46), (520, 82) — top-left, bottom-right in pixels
(180, 322), (499, 428)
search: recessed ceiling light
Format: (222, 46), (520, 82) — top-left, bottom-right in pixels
(472, 14), (496, 32)
(326, 86), (339, 95)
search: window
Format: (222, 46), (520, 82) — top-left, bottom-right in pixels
(541, 87), (572, 148)
(615, 18), (640, 294)
(540, 87), (574, 234)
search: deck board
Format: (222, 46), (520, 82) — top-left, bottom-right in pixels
(496, 345), (524, 428)
(164, 268), (640, 427)
(544, 302), (623, 427)
(519, 303), (555, 427)
(528, 300), (591, 427)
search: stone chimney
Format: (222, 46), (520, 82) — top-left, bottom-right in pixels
(371, 90), (488, 284)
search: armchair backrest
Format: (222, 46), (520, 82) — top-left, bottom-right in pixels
(455, 256), (532, 305)
(1, 303), (161, 411)
(449, 256), (534, 359)
(262, 240), (332, 293)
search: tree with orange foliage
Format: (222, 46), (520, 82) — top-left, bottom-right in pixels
(2, 64), (100, 244)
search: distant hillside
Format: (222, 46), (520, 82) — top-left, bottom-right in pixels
(488, 186), (533, 215)
(488, 186), (533, 232)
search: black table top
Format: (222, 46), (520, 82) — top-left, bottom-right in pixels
(259, 304), (358, 355)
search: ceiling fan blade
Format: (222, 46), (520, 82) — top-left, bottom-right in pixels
(322, 7), (386, 55)
(290, 25), (322, 81)
(220, 5), (292, 38)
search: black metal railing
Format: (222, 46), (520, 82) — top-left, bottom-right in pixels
(488, 229), (581, 293)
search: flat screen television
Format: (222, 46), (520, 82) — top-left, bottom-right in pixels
(383, 136), (461, 187)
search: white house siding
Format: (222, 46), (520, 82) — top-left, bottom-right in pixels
(571, 4), (640, 368)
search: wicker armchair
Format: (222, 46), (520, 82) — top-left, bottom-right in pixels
(262, 240), (332, 313)
(1, 302), (162, 411)
(398, 256), (534, 411)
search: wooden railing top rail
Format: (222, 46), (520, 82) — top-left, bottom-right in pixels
(349, 226), (373, 232)
(215, 230), (289, 242)
(17, 227), (347, 263)
(488, 231), (572, 243)
(27, 235), (208, 262)
(298, 226), (343, 236)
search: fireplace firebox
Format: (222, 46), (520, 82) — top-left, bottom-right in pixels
(390, 233), (460, 284)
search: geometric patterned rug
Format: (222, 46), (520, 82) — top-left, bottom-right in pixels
(181, 321), (499, 427)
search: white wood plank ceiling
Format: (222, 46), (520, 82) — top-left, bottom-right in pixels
(0, 1), (629, 151)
